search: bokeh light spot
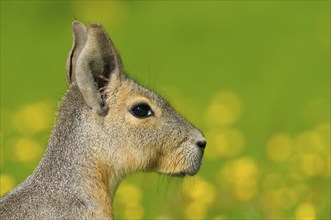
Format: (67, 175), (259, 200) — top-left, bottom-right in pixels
(262, 173), (285, 191)
(13, 138), (43, 163)
(115, 183), (144, 219)
(205, 91), (243, 127)
(276, 187), (299, 210)
(184, 176), (216, 206)
(185, 201), (207, 219)
(205, 128), (245, 159)
(296, 131), (325, 155)
(12, 102), (54, 135)
(0, 174), (16, 197)
(219, 156), (259, 201)
(266, 133), (293, 162)
(314, 122), (330, 152)
(300, 154), (326, 177)
(123, 203), (144, 220)
(184, 176), (216, 219)
(0, 108), (13, 135)
(295, 202), (316, 220)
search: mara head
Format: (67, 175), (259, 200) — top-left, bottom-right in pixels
(66, 20), (206, 179)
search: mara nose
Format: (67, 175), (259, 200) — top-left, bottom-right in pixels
(196, 140), (207, 150)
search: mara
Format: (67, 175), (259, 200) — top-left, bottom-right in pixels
(0, 20), (206, 219)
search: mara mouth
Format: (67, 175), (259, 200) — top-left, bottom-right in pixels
(167, 164), (202, 178)
(155, 151), (203, 178)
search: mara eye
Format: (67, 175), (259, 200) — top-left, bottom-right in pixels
(130, 103), (154, 119)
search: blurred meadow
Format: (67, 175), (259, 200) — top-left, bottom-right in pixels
(0, 1), (330, 219)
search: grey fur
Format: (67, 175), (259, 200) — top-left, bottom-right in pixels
(0, 20), (206, 220)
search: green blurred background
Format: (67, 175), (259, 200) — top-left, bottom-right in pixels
(1, 1), (330, 219)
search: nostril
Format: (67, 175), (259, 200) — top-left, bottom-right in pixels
(196, 140), (206, 149)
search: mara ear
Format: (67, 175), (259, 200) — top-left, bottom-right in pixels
(66, 20), (87, 84)
(67, 21), (124, 116)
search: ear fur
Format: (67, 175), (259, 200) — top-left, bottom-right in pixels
(66, 20), (124, 116)
(66, 20), (87, 84)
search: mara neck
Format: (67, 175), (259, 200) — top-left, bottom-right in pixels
(31, 86), (121, 219)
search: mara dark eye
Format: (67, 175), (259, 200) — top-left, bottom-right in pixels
(130, 103), (154, 119)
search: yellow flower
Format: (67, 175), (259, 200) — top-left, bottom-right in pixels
(0, 174), (16, 197)
(266, 133), (293, 162)
(13, 102), (55, 135)
(295, 203), (316, 220)
(205, 128), (245, 159)
(219, 156), (259, 201)
(205, 91), (243, 128)
(13, 138), (43, 163)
